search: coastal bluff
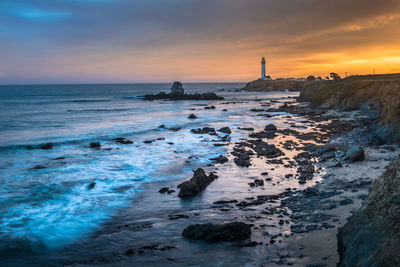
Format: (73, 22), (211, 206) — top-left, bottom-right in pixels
(298, 73), (400, 144)
(337, 155), (400, 266)
(242, 78), (308, 92)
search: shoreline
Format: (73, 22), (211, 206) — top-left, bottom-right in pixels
(4, 89), (399, 267)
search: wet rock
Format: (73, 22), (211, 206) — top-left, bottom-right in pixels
(249, 179), (264, 187)
(169, 127), (181, 132)
(171, 81), (184, 95)
(143, 140), (153, 144)
(124, 249), (135, 255)
(204, 105), (216, 110)
(238, 127), (254, 131)
(167, 189), (175, 194)
(182, 222), (251, 241)
(213, 200), (238, 205)
(188, 114), (197, 119)
(339, 198), (353, 206)
(191, 127), (216, 135)
(169, 214), (189, 220)
(159, 187), (169, 193)
(210, 155), (228, 164)
(237, 241), (259, 247)
(88, 182), (96, 189)
(264, 124), (277, 132)
(89, 142), (101, 148)
(249, 131), (276, 139)
(158, 124), (166, 129)
(248, 139), (284, 158)
(40, 143), (53, 149)
(113, 137), (133, 144)
(218, 127), (231, 134)
(32, 164), (47, 170)
(232, 148), (251, 167)
(343, 146), (365, 162)
(178, 168), (218, 198)
(144, 91), (223, 101)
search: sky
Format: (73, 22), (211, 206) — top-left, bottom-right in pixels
(1, 0), (400, 84)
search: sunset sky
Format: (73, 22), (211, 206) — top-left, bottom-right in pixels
(1, 0), (400, 84)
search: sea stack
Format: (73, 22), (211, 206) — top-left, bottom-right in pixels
(171, 81), (184, 95)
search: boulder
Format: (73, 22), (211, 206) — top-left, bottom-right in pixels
(210, 155), (228, 164)
(218, 127), (231, 134)
(171, 81), (184, 95)
(40, 143), (53, 149)
(264, 124), (277, 132)
(188, 114), (197, 119)
(182, 222), (251, 241)
(178, 168), (218, 198)
(344, 146), (365, 162)
(191, 127), (216, 135)
(89, 142), (101, 148)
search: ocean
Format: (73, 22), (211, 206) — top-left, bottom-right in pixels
(0, 83), (307, 266)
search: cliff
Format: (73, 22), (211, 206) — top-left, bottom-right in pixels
(298, 74), (400, 144)
(242, 79), (309, 92)
(337, 155), (400, 266)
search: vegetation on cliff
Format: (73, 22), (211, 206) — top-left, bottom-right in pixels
(298, 73), (400, 143)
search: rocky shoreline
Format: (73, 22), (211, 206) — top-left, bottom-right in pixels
(12, 84), (399, 266)
(101, 94), (399, 266)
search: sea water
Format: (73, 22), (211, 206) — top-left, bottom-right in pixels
(1, 83), (286, 251)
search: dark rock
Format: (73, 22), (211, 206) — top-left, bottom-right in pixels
(143, 91), (223, 101)
(237, 241), (259, 247)
(188, 114), (197, 119)
(249, 131), (276, 139)
(158, 124), (166, 129)
(238, 127), (254, 131)
(89, 142), (101, 148)
(124, 249), (135, 255)
(33, 164), (47, 170)
(40, 143), (53, 149)
(248, 139), (284, 158)
(167, 189), (175, 194)
(169, 214), (189, 220)
(178, 168), (217, 198)
(204, 105), (216, 110)
(218, 127), (231, 134)
(339, 198), (353, 206)
(88, 182), (96, 189)
(264, 124), (277, 132)
(213, 200), (238, 205)
(210, 155), (228, 164)
(182, 222), (251, 241)
(171, 81), (184, 95)
(143, 140), (153, 144)
(343, 146), (365, 162)
(159, 187), (169, 193)
(191, 127), (216, 135)
(113, 137), (133, 144)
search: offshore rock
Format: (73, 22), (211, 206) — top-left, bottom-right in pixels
(178, 168), (218, 198)
(171, 81), (184, 95)
(182, 222), (251, 241)
(337, 155), (400, 266)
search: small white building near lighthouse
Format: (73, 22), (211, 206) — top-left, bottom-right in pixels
(261, 57), (272, 80)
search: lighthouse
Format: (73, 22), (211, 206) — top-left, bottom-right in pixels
(261, 57), (271, 80)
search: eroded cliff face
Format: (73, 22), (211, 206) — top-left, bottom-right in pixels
(298, 75), (400, 143)
(337, 155), (400, 267)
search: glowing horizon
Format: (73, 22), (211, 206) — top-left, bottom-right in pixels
(1, 0), (400, 84)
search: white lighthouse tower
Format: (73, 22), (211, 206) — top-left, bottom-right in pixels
(261, 57), (271, 80)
